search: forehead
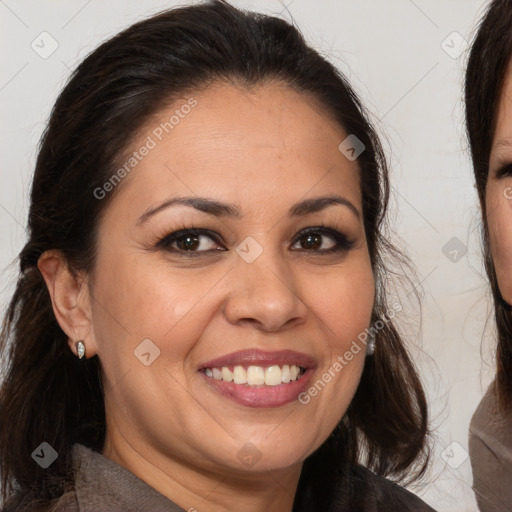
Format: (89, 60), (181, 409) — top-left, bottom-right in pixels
(107, 81), (362, 217)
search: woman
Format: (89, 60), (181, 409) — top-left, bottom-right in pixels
(465, 0), (512, 510)
(0, 1), (434, 510)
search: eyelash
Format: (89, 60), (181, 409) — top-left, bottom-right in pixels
(496, 163), (512, 179)
(155, 225), (355, 257)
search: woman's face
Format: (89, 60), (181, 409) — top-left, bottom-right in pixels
(87, 82), (375, 475)
(487, 61), (512, 305)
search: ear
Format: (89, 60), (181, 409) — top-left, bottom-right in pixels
(37, 250), (97, 358)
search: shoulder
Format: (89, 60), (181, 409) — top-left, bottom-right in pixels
(469, 380), (512, 440)
(45, 492), (79, 512)
(469, 381), (512, 511)
(2, 445), (81, 512)
(341, 464), (436, 511)
(2, 491), (78, 512)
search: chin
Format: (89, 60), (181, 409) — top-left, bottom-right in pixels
(224, 435), (319, 474)
(232, 451), (307, 473)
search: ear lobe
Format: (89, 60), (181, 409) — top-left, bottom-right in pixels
(37, 250), (97, 358)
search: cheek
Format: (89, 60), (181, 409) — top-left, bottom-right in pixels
(308, 262), (375, 347)
(293, 261), (374, 437)
(487, 186), (512, 304)
(89, 253), (226, 371)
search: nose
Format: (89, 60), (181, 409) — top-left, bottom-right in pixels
(223, 248), (309, 332)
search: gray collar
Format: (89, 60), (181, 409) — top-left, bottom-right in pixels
(72, 443), (186, 512)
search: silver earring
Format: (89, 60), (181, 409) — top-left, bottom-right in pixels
(366, 336), (375, 356)
(75, 340), (86, 360)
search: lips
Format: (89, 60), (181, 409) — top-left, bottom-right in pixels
(198, 349), (316, 408)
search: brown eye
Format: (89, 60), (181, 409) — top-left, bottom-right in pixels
(175, 234), (202, 251)
(158, 229), (225, 254)
(297, 233), (333, 251)
(291, 227), (354, 254)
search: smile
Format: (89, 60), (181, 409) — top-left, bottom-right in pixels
(198, 349), (315, 407)
(203, 364), (305, 386)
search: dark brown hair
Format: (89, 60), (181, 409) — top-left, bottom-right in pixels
(0, 1), (430, 510)
(465, 0), (512, 410)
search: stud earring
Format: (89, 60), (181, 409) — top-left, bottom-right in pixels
(366, 336), (375, 356)
(75, 340), (86, 360)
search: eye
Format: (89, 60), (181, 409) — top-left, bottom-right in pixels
(155, 225), (355, 257)
(496, 163), (512, 179)
(157, 229), (225, 255)
(291, 226), (355, 254)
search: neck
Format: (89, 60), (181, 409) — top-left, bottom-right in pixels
(101, 433), (302, 512)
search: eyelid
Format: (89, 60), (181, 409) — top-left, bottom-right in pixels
(156, 228), (224, 251)
(495, 162), (512, 179)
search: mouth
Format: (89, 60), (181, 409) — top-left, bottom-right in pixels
(202, 364), (306, 385)
(198, 349), (315, 408)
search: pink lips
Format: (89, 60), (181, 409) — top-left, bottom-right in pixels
(198, 349), (316, 408)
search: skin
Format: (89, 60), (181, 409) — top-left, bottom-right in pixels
(487, 59), (512, 305)
(38, 81), (375, 512)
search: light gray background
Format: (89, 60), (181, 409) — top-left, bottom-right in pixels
(0, 1), (494, 510)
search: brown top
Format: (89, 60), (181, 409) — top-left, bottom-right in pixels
(469, 381), (512, 512)
(50, 444), (186, 512)
(4, 442), (436, 511)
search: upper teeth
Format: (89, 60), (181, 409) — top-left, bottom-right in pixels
(204, 364), (303, 386)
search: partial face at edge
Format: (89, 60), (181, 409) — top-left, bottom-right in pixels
(487, 59), (512, 305)
(86, 82), (375, 475)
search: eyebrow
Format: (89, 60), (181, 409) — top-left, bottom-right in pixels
(493, 138), (512, 151)
(136, 194), (360, 225)
(490, 139), (512, 172)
